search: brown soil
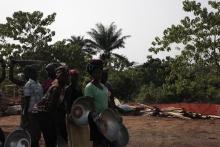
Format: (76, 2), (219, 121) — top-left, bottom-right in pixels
(0, 115), (220, 147)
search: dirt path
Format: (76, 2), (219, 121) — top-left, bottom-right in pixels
(125, 116), (220, 147)
(1, 115), (220, 147)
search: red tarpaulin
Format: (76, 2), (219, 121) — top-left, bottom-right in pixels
(153, 103), (220, 116)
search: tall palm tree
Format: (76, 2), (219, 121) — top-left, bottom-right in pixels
(87, 22), (131, 68)
(67, 35), (96, 59)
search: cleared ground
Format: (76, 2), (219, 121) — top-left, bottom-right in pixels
(0, 115), (220, 147)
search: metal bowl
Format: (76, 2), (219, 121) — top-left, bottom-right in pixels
(4, 127), (31, 147)
(69, 96), (94, 126)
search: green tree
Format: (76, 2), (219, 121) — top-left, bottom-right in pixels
(87, 22), (131, 69)
(147, 0), (220, 103)
(140, 56), (171, 86)
(110, 54), (135, 71)
(51, 40), (87, 72)
(0, 11), (56, 61)
(108, 69), (139, 100)
(67, 35), (96, 59)
(149, 0), (220, 72)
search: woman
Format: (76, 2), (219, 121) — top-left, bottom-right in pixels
(64, 69), (91, 147)
(84, 59), (113, 147)
(36, 66), (69, 147)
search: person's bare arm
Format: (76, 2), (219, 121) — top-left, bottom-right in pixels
(21, 82), (31, 128)
(23, 96), (30, 116)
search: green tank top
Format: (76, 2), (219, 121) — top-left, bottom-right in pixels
(84, 82), (109, 113)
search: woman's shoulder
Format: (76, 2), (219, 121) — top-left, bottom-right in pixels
(100, 83), (108, 89)
(24, 80), (31, 87)
(85, 82), (93, 88)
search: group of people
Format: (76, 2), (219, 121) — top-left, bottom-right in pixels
(8, 59), (117, 147)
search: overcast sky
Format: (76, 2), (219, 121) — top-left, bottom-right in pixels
(0, 0), (208, 64)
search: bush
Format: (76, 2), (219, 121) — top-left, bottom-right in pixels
(135, 83), (176, 104)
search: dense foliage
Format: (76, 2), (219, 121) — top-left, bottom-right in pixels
(0, 0), (220, 104)
(0, 11), (56, 60)
(109, 0), (220, 103)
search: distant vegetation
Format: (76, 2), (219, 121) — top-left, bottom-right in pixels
(0, 0), (220, 103)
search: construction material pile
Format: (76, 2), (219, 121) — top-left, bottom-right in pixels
(135, 104), (220, 120)
(114, 98), (220, 119)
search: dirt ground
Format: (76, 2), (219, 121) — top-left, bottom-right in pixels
(0, 115), (220, 147)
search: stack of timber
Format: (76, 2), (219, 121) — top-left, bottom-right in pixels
(140, 105), (220, 120)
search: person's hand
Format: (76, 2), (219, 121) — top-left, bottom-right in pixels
(92, 112), (101, 122)
(67, 114), (74, 123)
(32, 105), (39, 113)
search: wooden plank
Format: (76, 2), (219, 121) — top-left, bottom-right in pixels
(163, 112), (191, 120)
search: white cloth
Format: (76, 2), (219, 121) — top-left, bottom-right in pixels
(23, 79), (43, 112)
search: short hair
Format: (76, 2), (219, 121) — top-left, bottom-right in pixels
(86, 59), (103, 75)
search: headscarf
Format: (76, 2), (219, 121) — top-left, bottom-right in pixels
(86, 59), (103, 75)
(55, 65), (69, 79)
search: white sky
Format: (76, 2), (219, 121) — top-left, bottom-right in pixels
(0, 0), (208, 64)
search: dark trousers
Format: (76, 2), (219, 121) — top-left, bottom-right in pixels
(37, 112), (57, 147)
(27, 113), (41, 147)
(0, 128), (5, 147)
(55, 111), (68, 143)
